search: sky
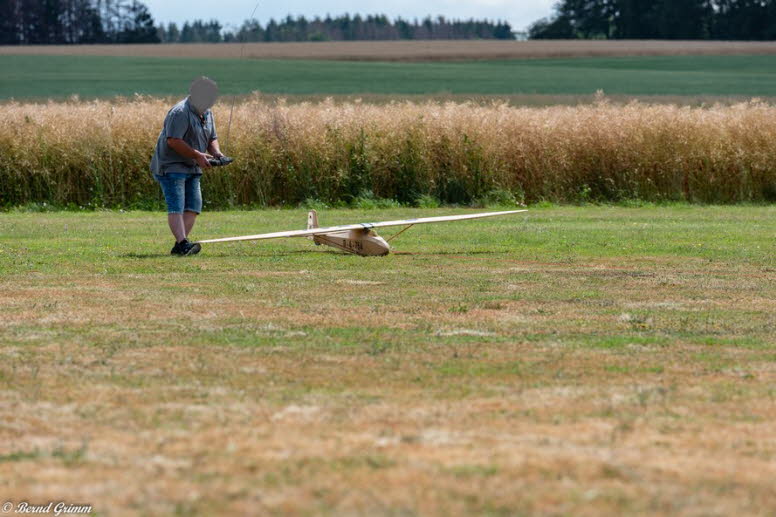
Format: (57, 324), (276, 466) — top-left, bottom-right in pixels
(142, 0), (557, 33)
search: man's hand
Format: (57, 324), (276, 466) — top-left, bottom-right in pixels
(194, 151), (212, 169)
(167, 137), (212, 169)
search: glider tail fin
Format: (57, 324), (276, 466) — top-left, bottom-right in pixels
(307, 210), (319, 230)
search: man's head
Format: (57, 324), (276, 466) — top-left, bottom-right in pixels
(189, 76), (219, 115)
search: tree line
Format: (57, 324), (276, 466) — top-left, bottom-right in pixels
(530, 0), (776, 40)
(0, 2), (515, 45)
(0, 0), (158, 44)
(158, 15), (515, 43)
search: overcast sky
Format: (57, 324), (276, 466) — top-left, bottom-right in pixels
(142, 0), (557, 32)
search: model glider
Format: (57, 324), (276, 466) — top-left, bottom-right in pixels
(196, 209), (527, 256)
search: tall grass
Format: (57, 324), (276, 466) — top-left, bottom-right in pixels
(2, 96), (775, 208)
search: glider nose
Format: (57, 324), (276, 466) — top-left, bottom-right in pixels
(369, 235), (391, 257)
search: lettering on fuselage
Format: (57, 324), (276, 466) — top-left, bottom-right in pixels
(343, 239), (364, 252)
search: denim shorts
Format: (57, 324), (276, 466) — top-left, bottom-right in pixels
(154, 173), (202, 214)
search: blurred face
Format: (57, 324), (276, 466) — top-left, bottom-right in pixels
(189, 77), (219, 115)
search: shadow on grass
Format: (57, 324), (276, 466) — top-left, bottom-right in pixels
(120, 252), (169, 259)
(118, 249), (337, 259)
(119, 249), (509, 259)
(393, 250), (511, 256)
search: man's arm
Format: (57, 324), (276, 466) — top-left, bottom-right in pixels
(167, 138), (211, 169)
(208, 138), (224, 159)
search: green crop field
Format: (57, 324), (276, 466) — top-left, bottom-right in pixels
(4, 54), (776, 100)
(1, 205), (774, 515)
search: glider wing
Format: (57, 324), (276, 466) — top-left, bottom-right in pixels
(196, 210), (527, 244)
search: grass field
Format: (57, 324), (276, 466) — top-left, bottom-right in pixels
(1, 206), (774, 516)
(5, 54), (776, 100)
(5, 40), (776, 61)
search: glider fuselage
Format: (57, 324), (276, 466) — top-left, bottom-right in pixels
(312, 229), (391, 256)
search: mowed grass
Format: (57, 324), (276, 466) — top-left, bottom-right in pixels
(0, 206), (774, 516)
(5, 54), (776, 99)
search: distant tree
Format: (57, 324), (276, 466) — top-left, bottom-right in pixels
(712, 0), (776, 40)
(116, 0), (158, 42)
(65, 0), (105, 43)
(651, 0), (713, 39)
(235, 19), (263, 42)
(264, 18), (278, 41)
(96, 0), (126, 41)
(188, 19), (223, 43)
(613, 0), (653, 38)
(165, 22), (179, 42)
(395, 17), (414, 39)
(494, 21), (514, 39)
(8, 0), (104, 44)
(528, 15), (575, 39)
(179, 21), (195, 42)
(17, 0), (53, 44)
(0, 0), (21, 44)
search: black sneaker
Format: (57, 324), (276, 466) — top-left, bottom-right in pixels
(171, 239), (201, 256)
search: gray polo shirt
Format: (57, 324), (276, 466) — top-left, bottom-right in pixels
(150, 97), (217, 176)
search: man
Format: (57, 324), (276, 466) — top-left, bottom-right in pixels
(150, 76), (224, 256)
